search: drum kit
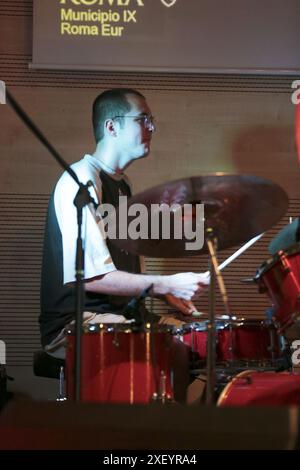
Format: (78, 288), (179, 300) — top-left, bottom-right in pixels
(65, 174), (300, 406)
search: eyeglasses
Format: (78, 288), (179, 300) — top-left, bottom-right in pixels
(112, 114), (156, 130)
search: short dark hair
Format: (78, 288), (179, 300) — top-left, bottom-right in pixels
(92, 88), (145, 143)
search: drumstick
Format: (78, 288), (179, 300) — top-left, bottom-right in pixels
(192, 233), (264, 317)
(203, 232), (264, 277)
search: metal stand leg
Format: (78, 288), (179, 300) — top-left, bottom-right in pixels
(205, 230), (233, 404)
(206, 258), (216, 405)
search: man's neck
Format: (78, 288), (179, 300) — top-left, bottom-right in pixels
(92, 143), (123, 175)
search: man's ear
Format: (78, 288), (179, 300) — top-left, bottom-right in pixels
(105, 118), (117, 137)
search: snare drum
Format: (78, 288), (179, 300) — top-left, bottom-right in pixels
(66, 323), (174, 404)
(256, 245), (300, 331)
(179, 318), (284, 367)
(218, 370), (300, 406)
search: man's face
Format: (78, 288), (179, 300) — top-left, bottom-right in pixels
(116, 94), (155, 166)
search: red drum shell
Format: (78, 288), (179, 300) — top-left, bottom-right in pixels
(217, 319), (283, 363)
(218, 370), (300, 406)
(256, 245), (300, 331)
(181, 319), (284, 366)
(66, 324), (174, 404)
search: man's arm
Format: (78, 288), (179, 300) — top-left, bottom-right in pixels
(85, 270), (209, 300)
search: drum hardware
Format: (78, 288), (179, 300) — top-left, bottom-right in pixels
(0, 365), (14, 411)
(205, 228), (234, 404)
(159, 370), (167, 401)
(56, 366), (67, 402)
(204, 228), (259, 403)
(279, 251), (292, 273)
(112, 331), (120, 348)
(240, 277), (257, 284)
(151, 370), (173, 404)
(148, 329), (160, 401)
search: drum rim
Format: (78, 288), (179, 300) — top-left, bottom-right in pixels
(217, 369), (254, 406)
(256, 242), (300, 277)
(179, 318), (273, 332)
(65, 322), (175, 335)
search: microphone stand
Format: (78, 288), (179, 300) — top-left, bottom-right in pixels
(6, 89), (97, 402)
(123, 284), (153, 327)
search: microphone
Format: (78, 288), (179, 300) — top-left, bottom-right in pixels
(122, 284), (153, 321)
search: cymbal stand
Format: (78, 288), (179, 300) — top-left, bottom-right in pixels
(206, 235), (216, 405)
(205, 229), (233, 404)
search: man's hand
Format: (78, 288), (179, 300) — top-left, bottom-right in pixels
(164, 294), (200, 316)
(154, 272), (210, 300)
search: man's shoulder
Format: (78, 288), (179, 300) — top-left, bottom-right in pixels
(54, 155), (103, 206)
(70, 154), (99, 178)
(57, 155), (100, 186)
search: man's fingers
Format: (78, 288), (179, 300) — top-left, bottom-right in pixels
(182, 299), (196, 311)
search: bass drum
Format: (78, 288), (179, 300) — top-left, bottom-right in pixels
(217, 370), (300, 406)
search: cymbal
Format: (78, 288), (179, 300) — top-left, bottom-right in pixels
(269, 218), (300, 255)
(109, 174), (288, 258)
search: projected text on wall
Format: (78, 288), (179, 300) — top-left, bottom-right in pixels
(59, 0), (145, 37)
